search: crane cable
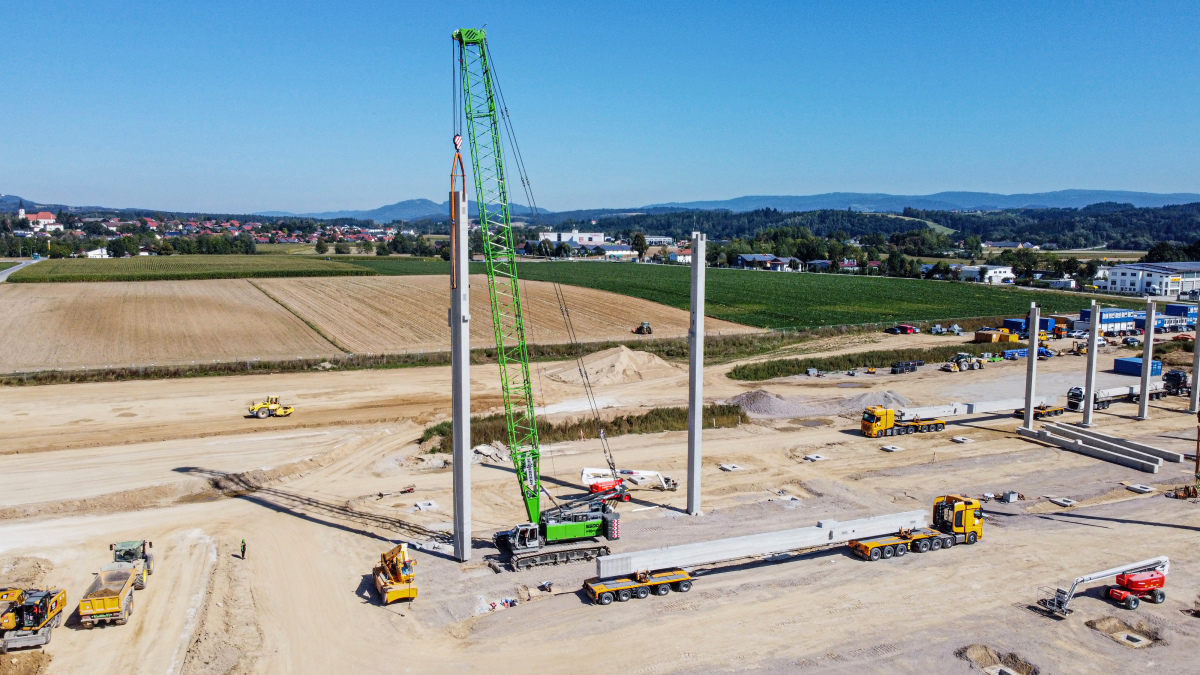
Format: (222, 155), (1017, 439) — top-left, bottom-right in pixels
(553, 282), (620, 480)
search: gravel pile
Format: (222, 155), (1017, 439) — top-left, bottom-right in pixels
(728, 389), (912, 419)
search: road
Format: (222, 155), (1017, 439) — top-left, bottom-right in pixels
(0, 258), (39, 282)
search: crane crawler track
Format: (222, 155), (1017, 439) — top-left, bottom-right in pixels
(507, 542), (611, 571)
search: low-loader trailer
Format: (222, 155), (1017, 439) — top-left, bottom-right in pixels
(861, 397), (1061, 437)
(585, 496), (982, 606)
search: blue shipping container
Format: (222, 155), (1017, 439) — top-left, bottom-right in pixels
(1164, 304), (1198, 318)
(1114, 357), (1162, 377)
(1002, 348), (1029, 359)
(1134, 317), (1167, 329)
(1039, 317), (1055, 331)
(1003, 318), (1026, 331)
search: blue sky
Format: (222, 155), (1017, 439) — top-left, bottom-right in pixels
(2, 1), (1198, 213)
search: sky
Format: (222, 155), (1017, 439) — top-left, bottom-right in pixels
(2, 1), (1199, 213)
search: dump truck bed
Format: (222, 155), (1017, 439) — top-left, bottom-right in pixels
(79, 562), (141, 625)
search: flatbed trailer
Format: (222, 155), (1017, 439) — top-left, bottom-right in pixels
(1066, 383), (1165, 412)
(1013, 404), (1067, 420)
(588, 496), (983, 606)
(583, 569), (693, 605)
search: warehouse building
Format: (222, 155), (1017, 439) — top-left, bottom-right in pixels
(1098, 262), (1200, 296)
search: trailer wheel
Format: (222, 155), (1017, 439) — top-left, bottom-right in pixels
(617, 589), (632, 602)
(654, 584), (670, 596)
(894, 544), (907, 557)
(881, 546), (895, 559)
(676, 580), (692, 592)
(916, 539), (930, 553)
(635, 586), (650, 599)
(1125, 595), (1140, 610)
(598, 592), (613, 605)
(1151, 589), (1166, 604)
(929, 538), (942, 551)
(869, 547), (882, 561)
(935, 423), (945, 431)
(966, 532), (977, 544)
(942, 536), (955, 549)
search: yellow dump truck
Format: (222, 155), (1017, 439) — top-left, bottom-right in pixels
(860, 406), (946, 437)
(1, 588), (67, 654)
(848, 495), (984, 561)
(583, 568), (693, 605)
(374, 543), (417, 603)
(79, 560), (147, 628)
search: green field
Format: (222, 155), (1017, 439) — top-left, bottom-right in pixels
(510, 263), (1140, 329)
(353, 259), (1138, 330)
(0, 261), (17, 272)
(9, 256), (377, 282)
(255, 243), (314, 255)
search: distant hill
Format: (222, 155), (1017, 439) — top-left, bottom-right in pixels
(646, 190), (1200, 213)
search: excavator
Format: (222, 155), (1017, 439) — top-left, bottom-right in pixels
(455, 28), (627, 571)
(1, 587), (67, 654)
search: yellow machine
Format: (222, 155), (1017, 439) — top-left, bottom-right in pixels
(248, 395), (294, 419)
(583, 568), (693, 605)
(1071, 341), (1088, 355)
(1, 588), (67, 654)
(849, 495), (984, 561)
(374, 543), (417, 603)
(79, 554), (149, 628)
(860, 406), (946, 437)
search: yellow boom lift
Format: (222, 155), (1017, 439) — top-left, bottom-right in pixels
(374, 543), (417, 603)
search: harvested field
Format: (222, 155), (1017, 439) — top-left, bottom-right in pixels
(254, 275), (759, 353)
(0, 279), (340, 372)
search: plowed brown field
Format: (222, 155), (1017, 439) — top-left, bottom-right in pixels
(254, 275), (759, 353)
(0, 279), (340, 372)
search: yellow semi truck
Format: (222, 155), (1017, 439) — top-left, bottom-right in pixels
(848, 495), (984, 561)
(1, 588), (67, 654)
(860, 406), (946, 437)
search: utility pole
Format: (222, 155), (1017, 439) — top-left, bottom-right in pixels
(1021, 302), (1040, 431)
(687, 232), (707, 516)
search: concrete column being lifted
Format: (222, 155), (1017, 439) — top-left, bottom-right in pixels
(1137, 299), (1156, 421)
(1081, 299), (1100, 427)
(686, 232), (707, 516)
(1021, 302), (1040, 430)
(450, 189), (472, 561)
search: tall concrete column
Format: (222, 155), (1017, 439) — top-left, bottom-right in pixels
(450, 190), (472, 561)
(1021, 302), (1040, 430)
(1190, 324), (1200, 414)
(686, 232), (706, 516)
(1081, 300), (1100, 427)
(1137, 300), (1156, 421)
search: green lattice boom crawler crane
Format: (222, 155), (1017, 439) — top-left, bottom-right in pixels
(453, 28), (627, 570)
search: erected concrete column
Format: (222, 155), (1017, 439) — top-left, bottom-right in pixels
(686, 232), (706, 516)
(1081, 299), (1100, 427)
(1190, 319), (1200, 414)
(1022, 302), (1040, 430)
(450, 190), (472, 561)
(1137, 299), (1156, 421)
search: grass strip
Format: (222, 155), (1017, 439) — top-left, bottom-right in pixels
(728, 341), (1031, 381)
(419, 404), (746, 453)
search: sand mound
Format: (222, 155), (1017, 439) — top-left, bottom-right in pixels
(728, 389), (912, 419)
(542, 346), (680, 386)
(955, 644), (1039, 675)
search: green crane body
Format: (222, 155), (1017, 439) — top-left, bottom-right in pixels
(454, 28), (620, 557)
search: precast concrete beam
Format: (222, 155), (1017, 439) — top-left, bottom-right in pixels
(450, 189), (472, 562)
(596, 510), (927, 578)
(1047, 422), (1183, 462)
(1137, 300), (1156, 420)
(1017, 427), (1160, 473)
(686, 232), (706, 516)
(1082, 299), (1100, 426)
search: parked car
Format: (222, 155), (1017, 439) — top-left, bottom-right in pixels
(1068, 330), (1086, 338)
(1123, 337), (1141, 346)
(1134, 328), (1145, 335)
(885, 325), (918, 335)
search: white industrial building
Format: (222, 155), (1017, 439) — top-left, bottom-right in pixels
(538, 229), (604, 246)
(1098, 262), (1200, 296)
(953, 265), (1015, 284)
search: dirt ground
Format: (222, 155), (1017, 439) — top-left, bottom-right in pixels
(253, 274), (756, 353)
(0, 276), (756, 373)
(4, 334), (1200, 673)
